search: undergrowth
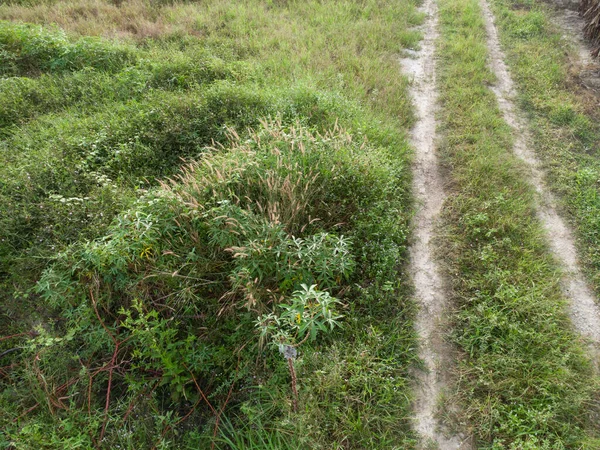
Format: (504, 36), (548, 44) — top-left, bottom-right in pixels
(436, 0), (600, 446)
(1, 120), (416, 448)
(0, 1), (420, 447)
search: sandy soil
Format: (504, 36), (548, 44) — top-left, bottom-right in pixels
(401, 0), (471, 446)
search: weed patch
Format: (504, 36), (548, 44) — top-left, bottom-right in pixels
(0, 1), (420, 447)
(1, 121), (415, 448)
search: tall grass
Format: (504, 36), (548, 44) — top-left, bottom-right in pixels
(0, 0), (421, 447)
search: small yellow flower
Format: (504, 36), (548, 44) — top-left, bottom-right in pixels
(295, 313), (302, 324)
(140, 246), (153, 259)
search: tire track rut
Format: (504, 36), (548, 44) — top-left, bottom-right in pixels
(480, 0), (600, 365)
(401, 0), (469, 446)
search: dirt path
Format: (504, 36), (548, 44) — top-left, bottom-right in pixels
(480, 0), (600, 364)
(401, 0), (469, 447)
(552, 3), (600, 92)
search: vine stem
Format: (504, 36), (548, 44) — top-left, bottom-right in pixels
(287, 358), (298, 413)
(89, 288), (120, 446)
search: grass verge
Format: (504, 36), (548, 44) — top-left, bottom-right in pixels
(436, 0), (600, 446)
(489, 0), (600, 308)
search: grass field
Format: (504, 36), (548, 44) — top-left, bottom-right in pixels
(489, 0), (600, 304)
(0, 0), (425, 448)
(435, 0), (600, 446)
(2, 0), (600, 448)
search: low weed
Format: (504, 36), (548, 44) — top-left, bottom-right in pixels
(436, 0), (600, 446)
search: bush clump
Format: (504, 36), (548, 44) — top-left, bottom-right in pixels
(0, 82), (358, 293)
(1, 120), (411, 447)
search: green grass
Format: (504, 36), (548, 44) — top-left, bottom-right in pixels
(0, 21), (135, 76)
(0, 1), (422, 448)
(0, 0), (423, 122)
(0, 36), (250, 131)
(436, 0), (600, 446)
(489, 0), (600, 303)
(6, 0), (599, 447)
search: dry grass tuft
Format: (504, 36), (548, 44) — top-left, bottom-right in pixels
(580, 0), (600, 56)
(167, 121), (354, 235)
(0, 0), (196, 39)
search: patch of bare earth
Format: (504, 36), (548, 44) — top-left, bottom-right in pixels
(551, 0), (600, 92)
(480, 0), (600, 366)
(401, 0), (470, 447)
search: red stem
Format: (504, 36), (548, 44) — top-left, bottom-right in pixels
(211, 355), (241, 449)
(89, 288), (121, 446)
(288, 358), (298, 413)
(0, 332), (29, 342)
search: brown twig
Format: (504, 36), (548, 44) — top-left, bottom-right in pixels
(288, 358), (298, 413)
(89, 288), (117, 345)
(32, 352), (61, 414)
(290, 332), (311, 348)
(121, 378), (160, 425)
(0, 363), (17, 378)
(12, 403), (39, 423)
(184, 364), (217, 416)
(100, 343), (119, 441)
(211, 355), (241, 450)
(151, 366), (217, 450)
(0, 332), (29, 342)
(89, 288), (121, 446)
(87, 368), (93, 417)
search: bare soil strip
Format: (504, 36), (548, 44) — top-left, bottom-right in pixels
(402, 1), (468, 447)
(480, 0), (600, 363)
(555, 5), (594, 64)
(553, 4), (600, 94)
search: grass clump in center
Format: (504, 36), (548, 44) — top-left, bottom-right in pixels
(1, 120), (416, 448)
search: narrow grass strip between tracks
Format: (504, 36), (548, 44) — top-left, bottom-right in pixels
(436, 0), (599, 446)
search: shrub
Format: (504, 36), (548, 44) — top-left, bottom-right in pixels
(0, 82), (359, 285)
(0, 120), (411, 447)
(0, 21), (136, 76)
